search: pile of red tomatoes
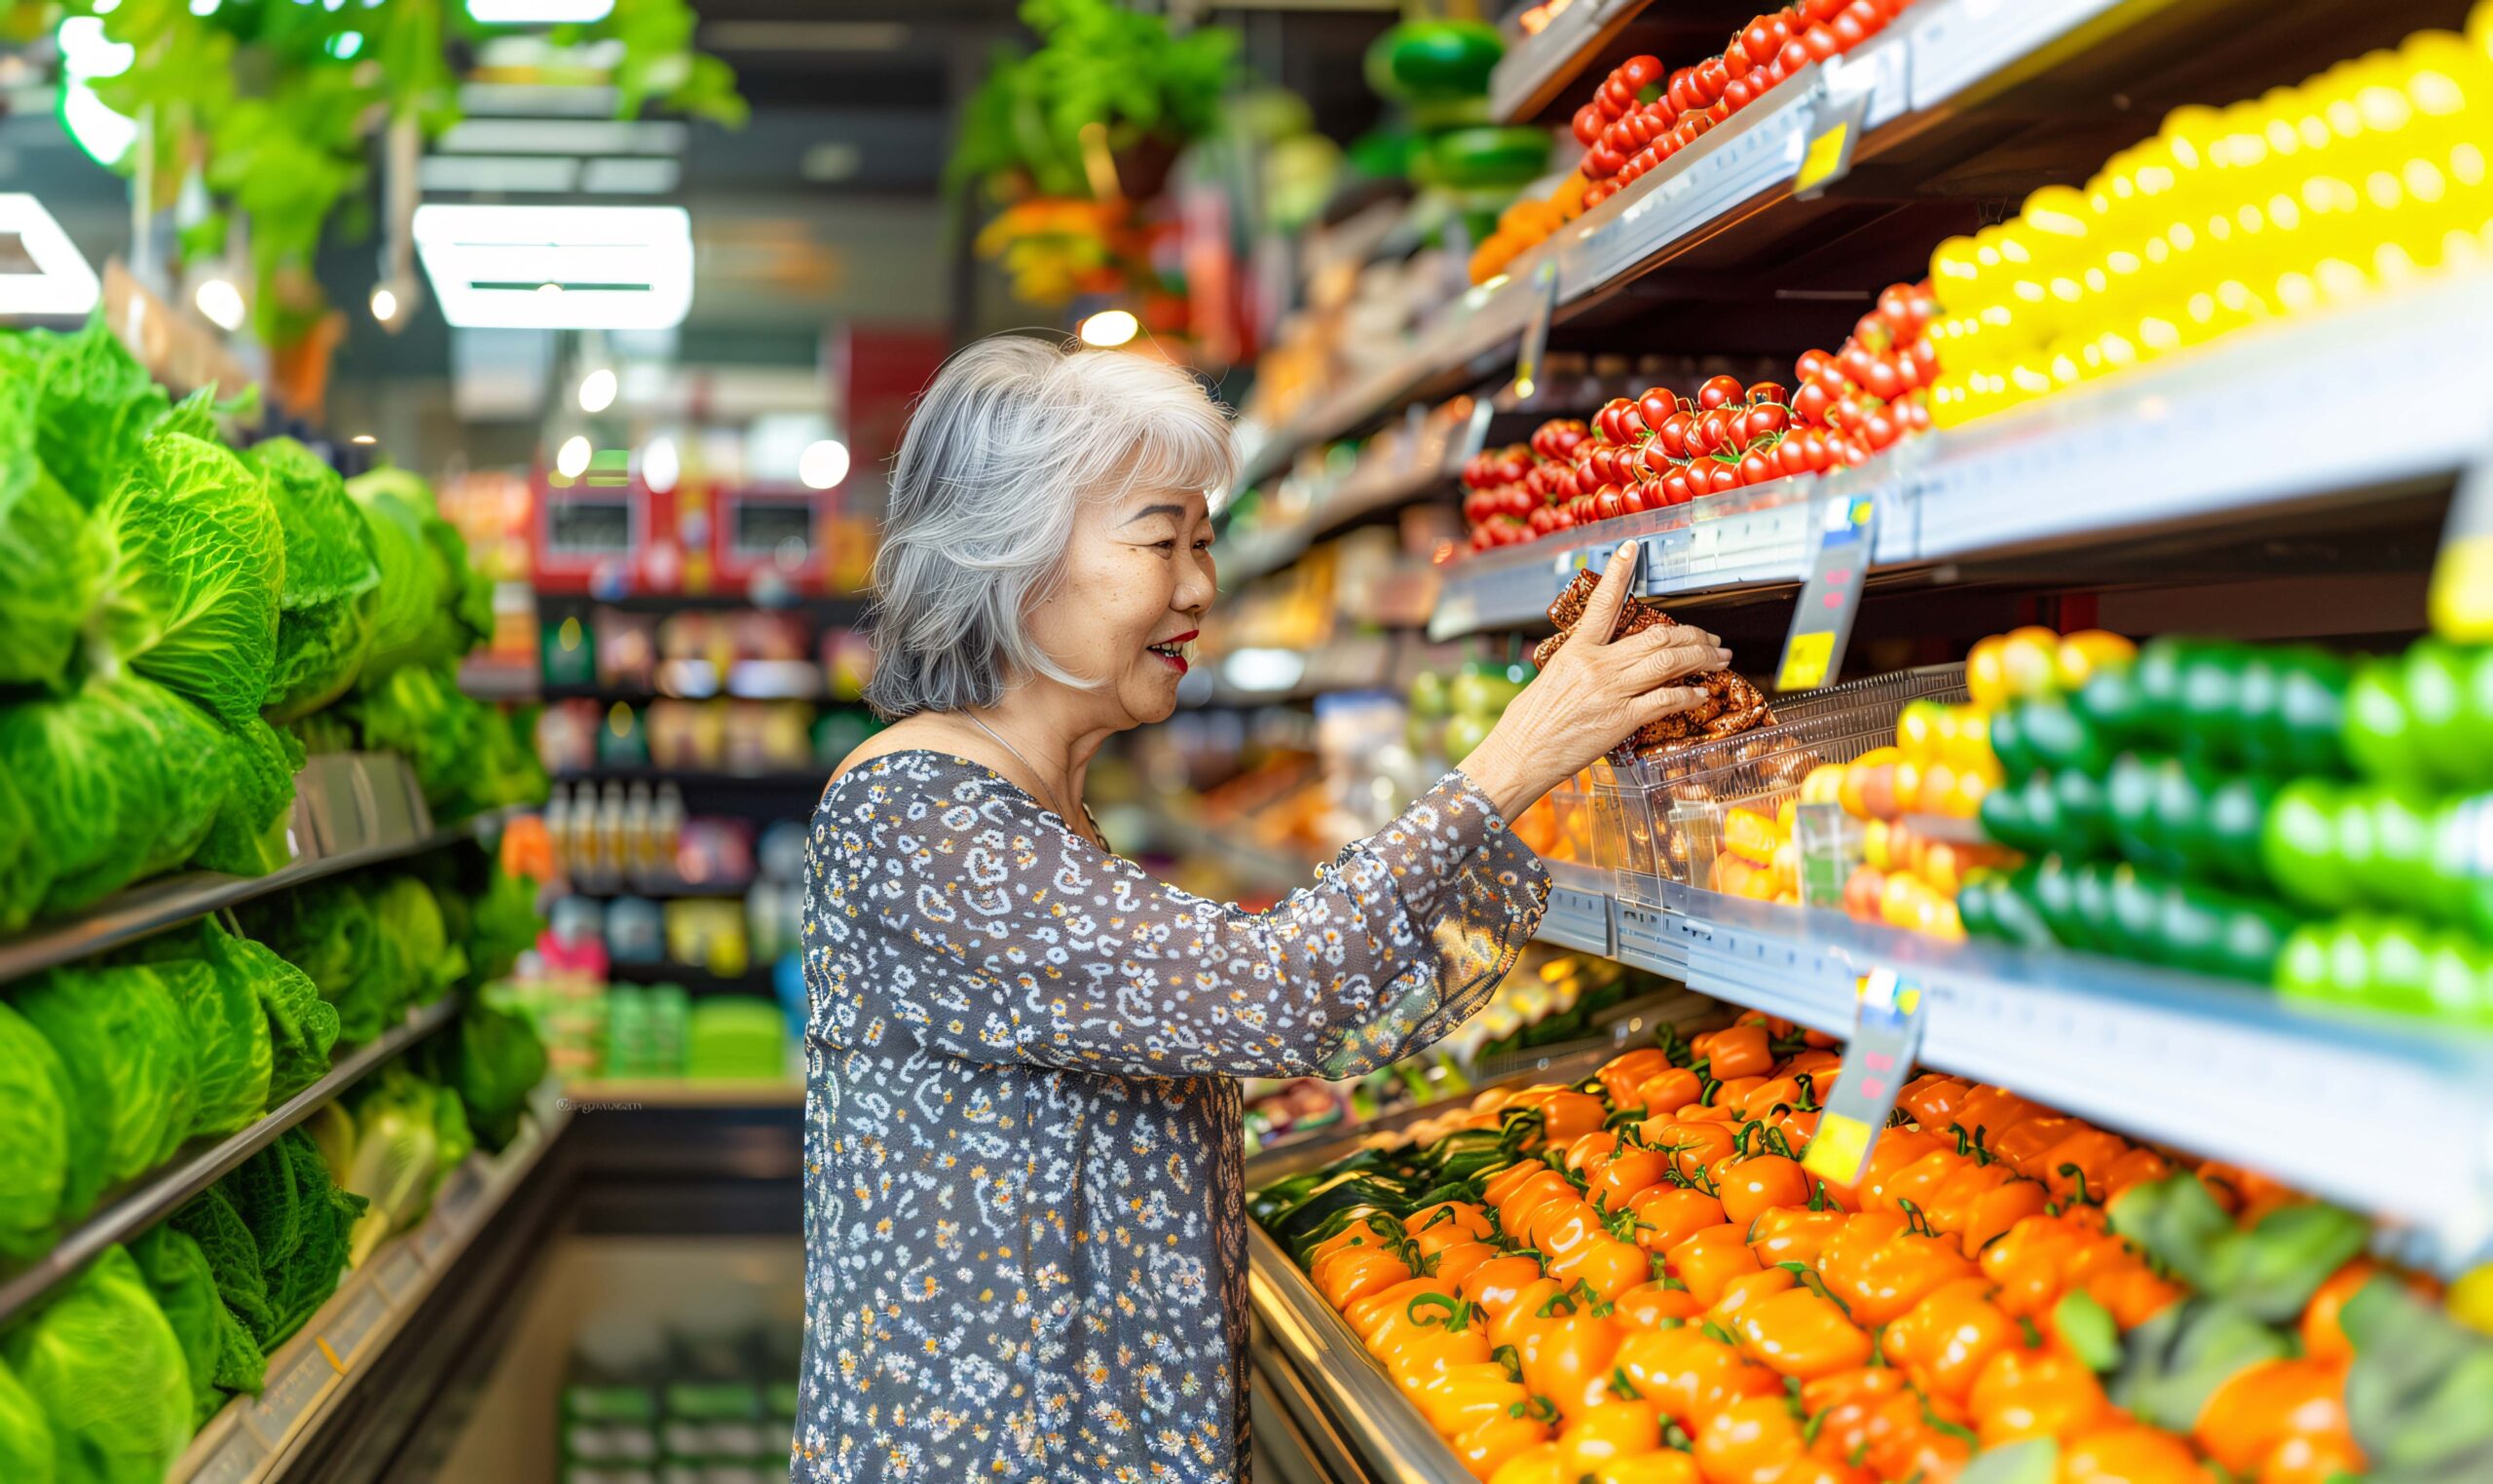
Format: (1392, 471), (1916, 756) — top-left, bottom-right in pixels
(1573, 0), (1918, 209)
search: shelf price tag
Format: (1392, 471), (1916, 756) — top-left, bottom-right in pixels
(1794, 86), (1872, 200)
(2432, 445), (2493, 641)
(1802, 968), (1928, 1189)
(1775, 492), (1877, 690)
(1511, 259), (1562, 402)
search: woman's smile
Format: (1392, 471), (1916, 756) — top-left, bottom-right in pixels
(1147, 630), (1198, 675)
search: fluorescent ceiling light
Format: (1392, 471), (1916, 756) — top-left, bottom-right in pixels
(555, 435), (591, 478)
(369, 285), (398, 321)
(467, 0), (614, 21)
(0, 194), (102, 316)
(437, 118), (686, 156)
(419, 155), (581, 193)
(581, 157), (679, 195)
(577, 366), (616, 413)
(414, 204), (693, 330)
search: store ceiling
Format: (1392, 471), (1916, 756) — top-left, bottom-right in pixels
(3, 0), (1399, 456)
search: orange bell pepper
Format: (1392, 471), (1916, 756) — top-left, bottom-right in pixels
(1567, 1130), (1625, 1175)
(1633, 1067), (1705, 1115)
(1669, 1225), (1765, 1307)
(1966, 1343), (2105, 1447)
(1593, 1150), (1678, 1213)
(1517, 1304), (1625, 1416)
(1694, 1393), (1806, 1484)
(1733, 1288), (1874, 1380)
(2193, 1357), (2357, 1479)
(1709, 1022), (1776, 1080)
(1819, 1216), (1975, 1326)
(1456, 1413), (1556, 1483)
(2054, 1423), (2210, 1484)
(1416, 1359), (1532, 1438)
(1749, 1208), (1848, 1269)
(1432, 1240), (1500, 1287)
(1878, 1277), (2018, 1403)
(1616, 1327), (1781, 1433)
(1558, 1398), (1664, 1475)
(1613, 1280), (1704, 1330)
(1461, 1255), (1550, 1316)
(1628, 1186), (1728, 1255)
(1718, 1155), (1813, 1226)
(1409, 1201), (1499, 1245)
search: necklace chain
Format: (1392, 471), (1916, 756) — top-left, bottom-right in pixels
(964, 711), (1102, 848)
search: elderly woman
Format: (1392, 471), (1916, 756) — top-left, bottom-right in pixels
(797, 336), (1729, 1482)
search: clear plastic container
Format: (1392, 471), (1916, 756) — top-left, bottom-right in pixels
(1603, 664), (1968, 905)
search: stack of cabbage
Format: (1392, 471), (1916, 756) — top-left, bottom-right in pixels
(0, 319), (545, 936)
(0, 871), (547, 1482)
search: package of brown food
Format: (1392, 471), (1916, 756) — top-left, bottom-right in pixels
(1535, 569), (1775, 758)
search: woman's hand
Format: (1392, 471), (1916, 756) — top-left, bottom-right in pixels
(1458, 542), (1729, 822)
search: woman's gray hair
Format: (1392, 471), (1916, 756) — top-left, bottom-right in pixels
(864, 335), (1236, 719)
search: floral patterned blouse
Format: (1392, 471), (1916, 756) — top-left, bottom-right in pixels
(795, 751), (1550, 1482)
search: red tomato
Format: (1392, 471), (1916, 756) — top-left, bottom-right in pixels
(1831, 11), (1867, 48)
(1724, 37), (1753, 74)
(1739, 450), (1778, 486)
(1697, 56), (1731, 102)
(1862, 359), (1904, 402)
(1793, 383), (1832, 426)
(1594, 488), (1625, 521)
(1662, 471), (1697, 505)
(1745, 403), (1791, 440)
(1743, 19), (1777, 57)
(1803, 24), (1842, 61)
(1587, 142), (1626, 178)
(1725, 76), (1756, 111)
(1749, 380), (1790, 406)
(1709, 459), (1745, 494)
(1621, 484), (1651, 515)
(1779, 37), (1810, 72)
(1640, 389), (1680, 429)
(1575, 104), (1607, 146)
(1621, 55), (1662, 90)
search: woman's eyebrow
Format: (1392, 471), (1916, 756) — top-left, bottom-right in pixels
(1119, 502), (1188, 527)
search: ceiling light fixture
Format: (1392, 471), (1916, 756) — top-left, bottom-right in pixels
(466, 0), (614, 22)
(798, 439), (850, 492)
(351, 433), (378, 445)
(369, 285), (398, 321)
(1078, 310), (1138, 349)
(194, 278), (246, 331)
(414, 204), (693, 329)
(0, 195), (103, 317)
(555, 435), (592, 479)
(577, 366), (617, 413)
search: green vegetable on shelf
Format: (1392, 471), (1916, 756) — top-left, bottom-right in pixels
(0, 1004), (70, 1264)
(1364, 20), (1503, 104)
(0, 1356), (53, 1484)
(2341, 1275), (2493, 1483)
(1, 1244), (193, 1484)
(14, 962), (199, 1224)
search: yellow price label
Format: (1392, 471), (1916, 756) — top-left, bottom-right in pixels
(2431, 532), (2493, 642)
(1778, 630), (1835, 690)
(1803, 1111), (1875, 1185)
(1796, 123), (1851, 193)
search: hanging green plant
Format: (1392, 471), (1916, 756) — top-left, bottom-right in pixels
(45, 0), (743, 350)
(947, 0), (1240, 204)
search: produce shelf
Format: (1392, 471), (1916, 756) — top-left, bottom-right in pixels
(1240, 0), (2453, 502)
(0, 803), (527, 987)
(1526, 874), (2493, 1270)
(167, 1100), (570, 1484)
(1488, 0), (1656, 126)
(0, 995), (465, 1327)
(1432, 265), (2493, 637)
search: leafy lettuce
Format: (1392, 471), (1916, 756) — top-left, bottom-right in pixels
(237, 877), (384, 1045)
(449, 998), (546, 1152)
(346, 467), (492, 684)
(128, 1225), (231, 1428)
(1, 1244), (192, 1484)
(167, 1187), (271, 1343)
(244, 438), (379, 723)
(126, 920), (277, 1137)
(0, 1356), (55, 1484)
(346, 662), (548, 819)
(23, 318), (183, 511)
(14, 962), (198, 1222)
(0, 674), (231, 920)
(229, 1130), (364, 1349)
(91, 430), (280, 728)
(0, 1003), (71, 1263)
(232, 932), (341, 1103)
(0, 335), (104, 693)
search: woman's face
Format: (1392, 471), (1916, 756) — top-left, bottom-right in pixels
(1024, 480), (1216, 730)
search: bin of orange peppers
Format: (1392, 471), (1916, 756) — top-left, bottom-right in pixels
(1249, 1007), (2484, 1484)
